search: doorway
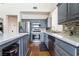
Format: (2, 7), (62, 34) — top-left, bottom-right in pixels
(7, 15), (18, 34)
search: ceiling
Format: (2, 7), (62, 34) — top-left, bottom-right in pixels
(0, 3), (57, 19)
(0, 3), (57, 12)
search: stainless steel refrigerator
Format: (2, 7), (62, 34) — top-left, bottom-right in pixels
(25, 21), (31, 34)
(19, 21), (31, 34)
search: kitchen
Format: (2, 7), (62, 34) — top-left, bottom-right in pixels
(0, 3), (79, 56)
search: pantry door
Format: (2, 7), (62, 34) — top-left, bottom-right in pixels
(7, 15), (18, 34)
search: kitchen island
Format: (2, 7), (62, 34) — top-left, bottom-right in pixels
(44, 31), (79, 56)
(0, 33), (29, 56)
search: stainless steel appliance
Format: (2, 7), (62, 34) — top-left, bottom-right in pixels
(31, 23), (41, 42)
(32, 32), (40, 40)
(32, 23), (41, 28)
(19, 21), (31, 33)
(25, 21), (31, 34)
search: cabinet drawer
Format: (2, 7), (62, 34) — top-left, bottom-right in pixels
(55, 39), (76, 55)
(55, 44), (71, 56)
(55, 49), (60, 56)
(45, 42), (48, 48)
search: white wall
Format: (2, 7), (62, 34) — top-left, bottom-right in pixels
(7, 16), (18, 34)
(0, 3), (57, 15)
(51, 7), (63, 32)
(0, 4), (19, 34)
(0, 3), (57, 33)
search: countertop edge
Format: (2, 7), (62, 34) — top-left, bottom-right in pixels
(0, 33), (29, 46)
(44, 32), (79, 47)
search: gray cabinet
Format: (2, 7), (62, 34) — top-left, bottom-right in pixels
(40, 20), (46, 28)
(19, 35), (29, 56)
(23, 35), (29, 55)
(57, 3), (68, 24)
(40, 33), (45, 42)
(48, 35), (55, 56)
(44, 33), (79, 56)
(68, 3), (79, 21)
(44, 33), (48, 48)
(58, 3), (79, 24)
(55, 44), (70, 56)
(55, 39), (77, 56)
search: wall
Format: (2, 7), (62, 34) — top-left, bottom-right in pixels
(51, 7), (63, 32)
(0, 5), (19, 34)
(7, 15), (18, 34)
(0, 3), (57, 33)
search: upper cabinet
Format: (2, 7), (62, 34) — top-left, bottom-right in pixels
(46, 16), (52, 28)
(57, 3), (79, 24)
(40, 20), (47, 28)
(68, 3), (79, 21)
(57, 3), (68, 24)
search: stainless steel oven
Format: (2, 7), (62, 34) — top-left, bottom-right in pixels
(31, 23), (41, 42)
(32, 23), (41, 28)
(32, 33), (40, 40)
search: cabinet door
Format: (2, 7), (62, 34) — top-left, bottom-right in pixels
(55, 44), (70, 56)
(48, 35), (55, 50)
(68, 3), (79, 21)
(23, 35), (29, 55)
(44, 33), (48, 48)
(45, 19), (48, 28)
(55, 39), (76, 56)
(58, 3), (67, 24)
(40, 33), (45, 42)
(40, 20), (46, 28)
(48, 35), (55, 56)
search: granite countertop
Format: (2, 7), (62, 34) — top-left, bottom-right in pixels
(44, 31), (79, 47)
(0, 33), (28, 45)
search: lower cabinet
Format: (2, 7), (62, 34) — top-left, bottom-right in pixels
(41, 33), (45, 42)
(54, 39), (78, 56)
(19, 35), (29, 56)
(48, 35), (55, 56)
(44, 33), (49, 48)
(55, 44), (70, 56)
(23, 35), (29, 56)
(44, 33), (79, 56)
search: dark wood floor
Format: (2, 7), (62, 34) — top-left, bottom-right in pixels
(28, 42), (54, 56)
